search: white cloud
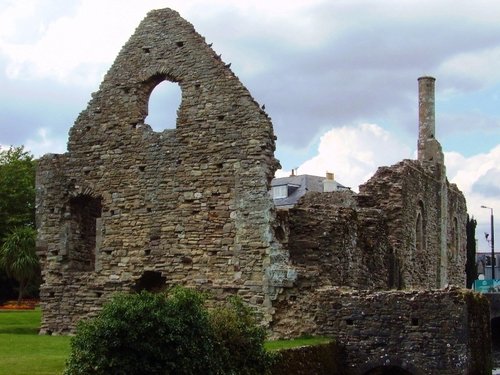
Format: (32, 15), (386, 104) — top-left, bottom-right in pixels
(446, 145), (500, 251)
(0, 1), (38, 40)
(0, 0), (330, 85)
(446, 146), (500, 198)
(0, 0), (167, 85)
(438, 46), (500, 88)
(277, 123), (413, 191)
(25, 128), (67, 157)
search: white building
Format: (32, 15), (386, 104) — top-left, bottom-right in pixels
(271, 172), (349, 209)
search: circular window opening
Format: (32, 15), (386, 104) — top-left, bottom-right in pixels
(145, 80), (182, 131)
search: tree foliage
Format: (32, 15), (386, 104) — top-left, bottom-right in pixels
(0, 146), (37, 301)
(0, 226), (39, 302)
(65, 288), (273, 375)
(465, 215), (478, 288)
(0, 146), (36, 238)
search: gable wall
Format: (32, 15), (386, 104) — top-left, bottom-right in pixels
(36, 8), (282, 333)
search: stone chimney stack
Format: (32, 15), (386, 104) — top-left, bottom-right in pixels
(417, 77), (447, 286)
(417, 76), (443, 164)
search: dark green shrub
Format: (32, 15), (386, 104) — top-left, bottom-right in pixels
(65, 287), (220, 375)
(65, 288), (273, 375)
(210, 296), (274, 375)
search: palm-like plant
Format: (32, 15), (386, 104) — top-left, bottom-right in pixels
(0, 227), (39, 304)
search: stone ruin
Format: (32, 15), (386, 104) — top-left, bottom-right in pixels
(36, 8), (290, 331)
(36, 8), (490, 374)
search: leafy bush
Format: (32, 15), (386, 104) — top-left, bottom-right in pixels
(65, 287), (219, 374)
(65, 288), (272, 375)
(210, 296), (273, 374)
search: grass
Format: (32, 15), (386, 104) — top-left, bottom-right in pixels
(0, 308), (331, 374)
(0, 308), (71, 375)
(264, 335), (332, 351)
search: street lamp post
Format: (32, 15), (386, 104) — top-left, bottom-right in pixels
(481, 205), (495, 279)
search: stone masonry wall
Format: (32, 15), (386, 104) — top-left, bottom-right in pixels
(36, 8), (289, 334)
(272, 157), (466, 311)
(358, 160), (467, 289)
(269, 157), (469, 357)
(271, 287), (491, 375)
(446, 182), (468, 286)
(276, 191), (392, 293)
(268, 155), (468, 344)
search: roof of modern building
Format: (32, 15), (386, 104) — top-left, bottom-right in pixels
(271, 173), (348, 208)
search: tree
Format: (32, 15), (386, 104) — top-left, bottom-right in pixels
(465, 215), (478, 288)
(0, 146), (36, 240)
(0, 226), (39, 303)
(0, 146), (37, 302)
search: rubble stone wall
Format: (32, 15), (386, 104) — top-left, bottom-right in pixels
(358, 160), (467, 289)
(271, 287), (491, 375)
(36, 8), (284, 334)
(276, 191), (391, 292)
(446, 182), (468, 286)
(273, 158), (466, 309)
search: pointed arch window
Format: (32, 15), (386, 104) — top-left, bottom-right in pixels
(450, 216), (459, 259)
(416, 201), (425, 253)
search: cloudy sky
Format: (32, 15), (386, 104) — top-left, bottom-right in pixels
(1, 0), (500, 252)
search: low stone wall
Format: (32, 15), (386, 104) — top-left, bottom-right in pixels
(270, 342), (348, 375)
(272, 287), (491, 374)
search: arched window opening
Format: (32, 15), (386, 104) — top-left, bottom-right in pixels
(145, 80), (182, 131)
(133, 271), (167, 293)
(364, 365), (414, 375)
(452, 217), (459, 258)
(416, 201), (425, 254)
(416, 213), (423, 253)
(68, 195), (102, 271)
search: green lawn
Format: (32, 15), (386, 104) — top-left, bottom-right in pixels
(264, 335), (332, 351)
(0, 308), (70, 375)
(0, 308), (330, 374)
